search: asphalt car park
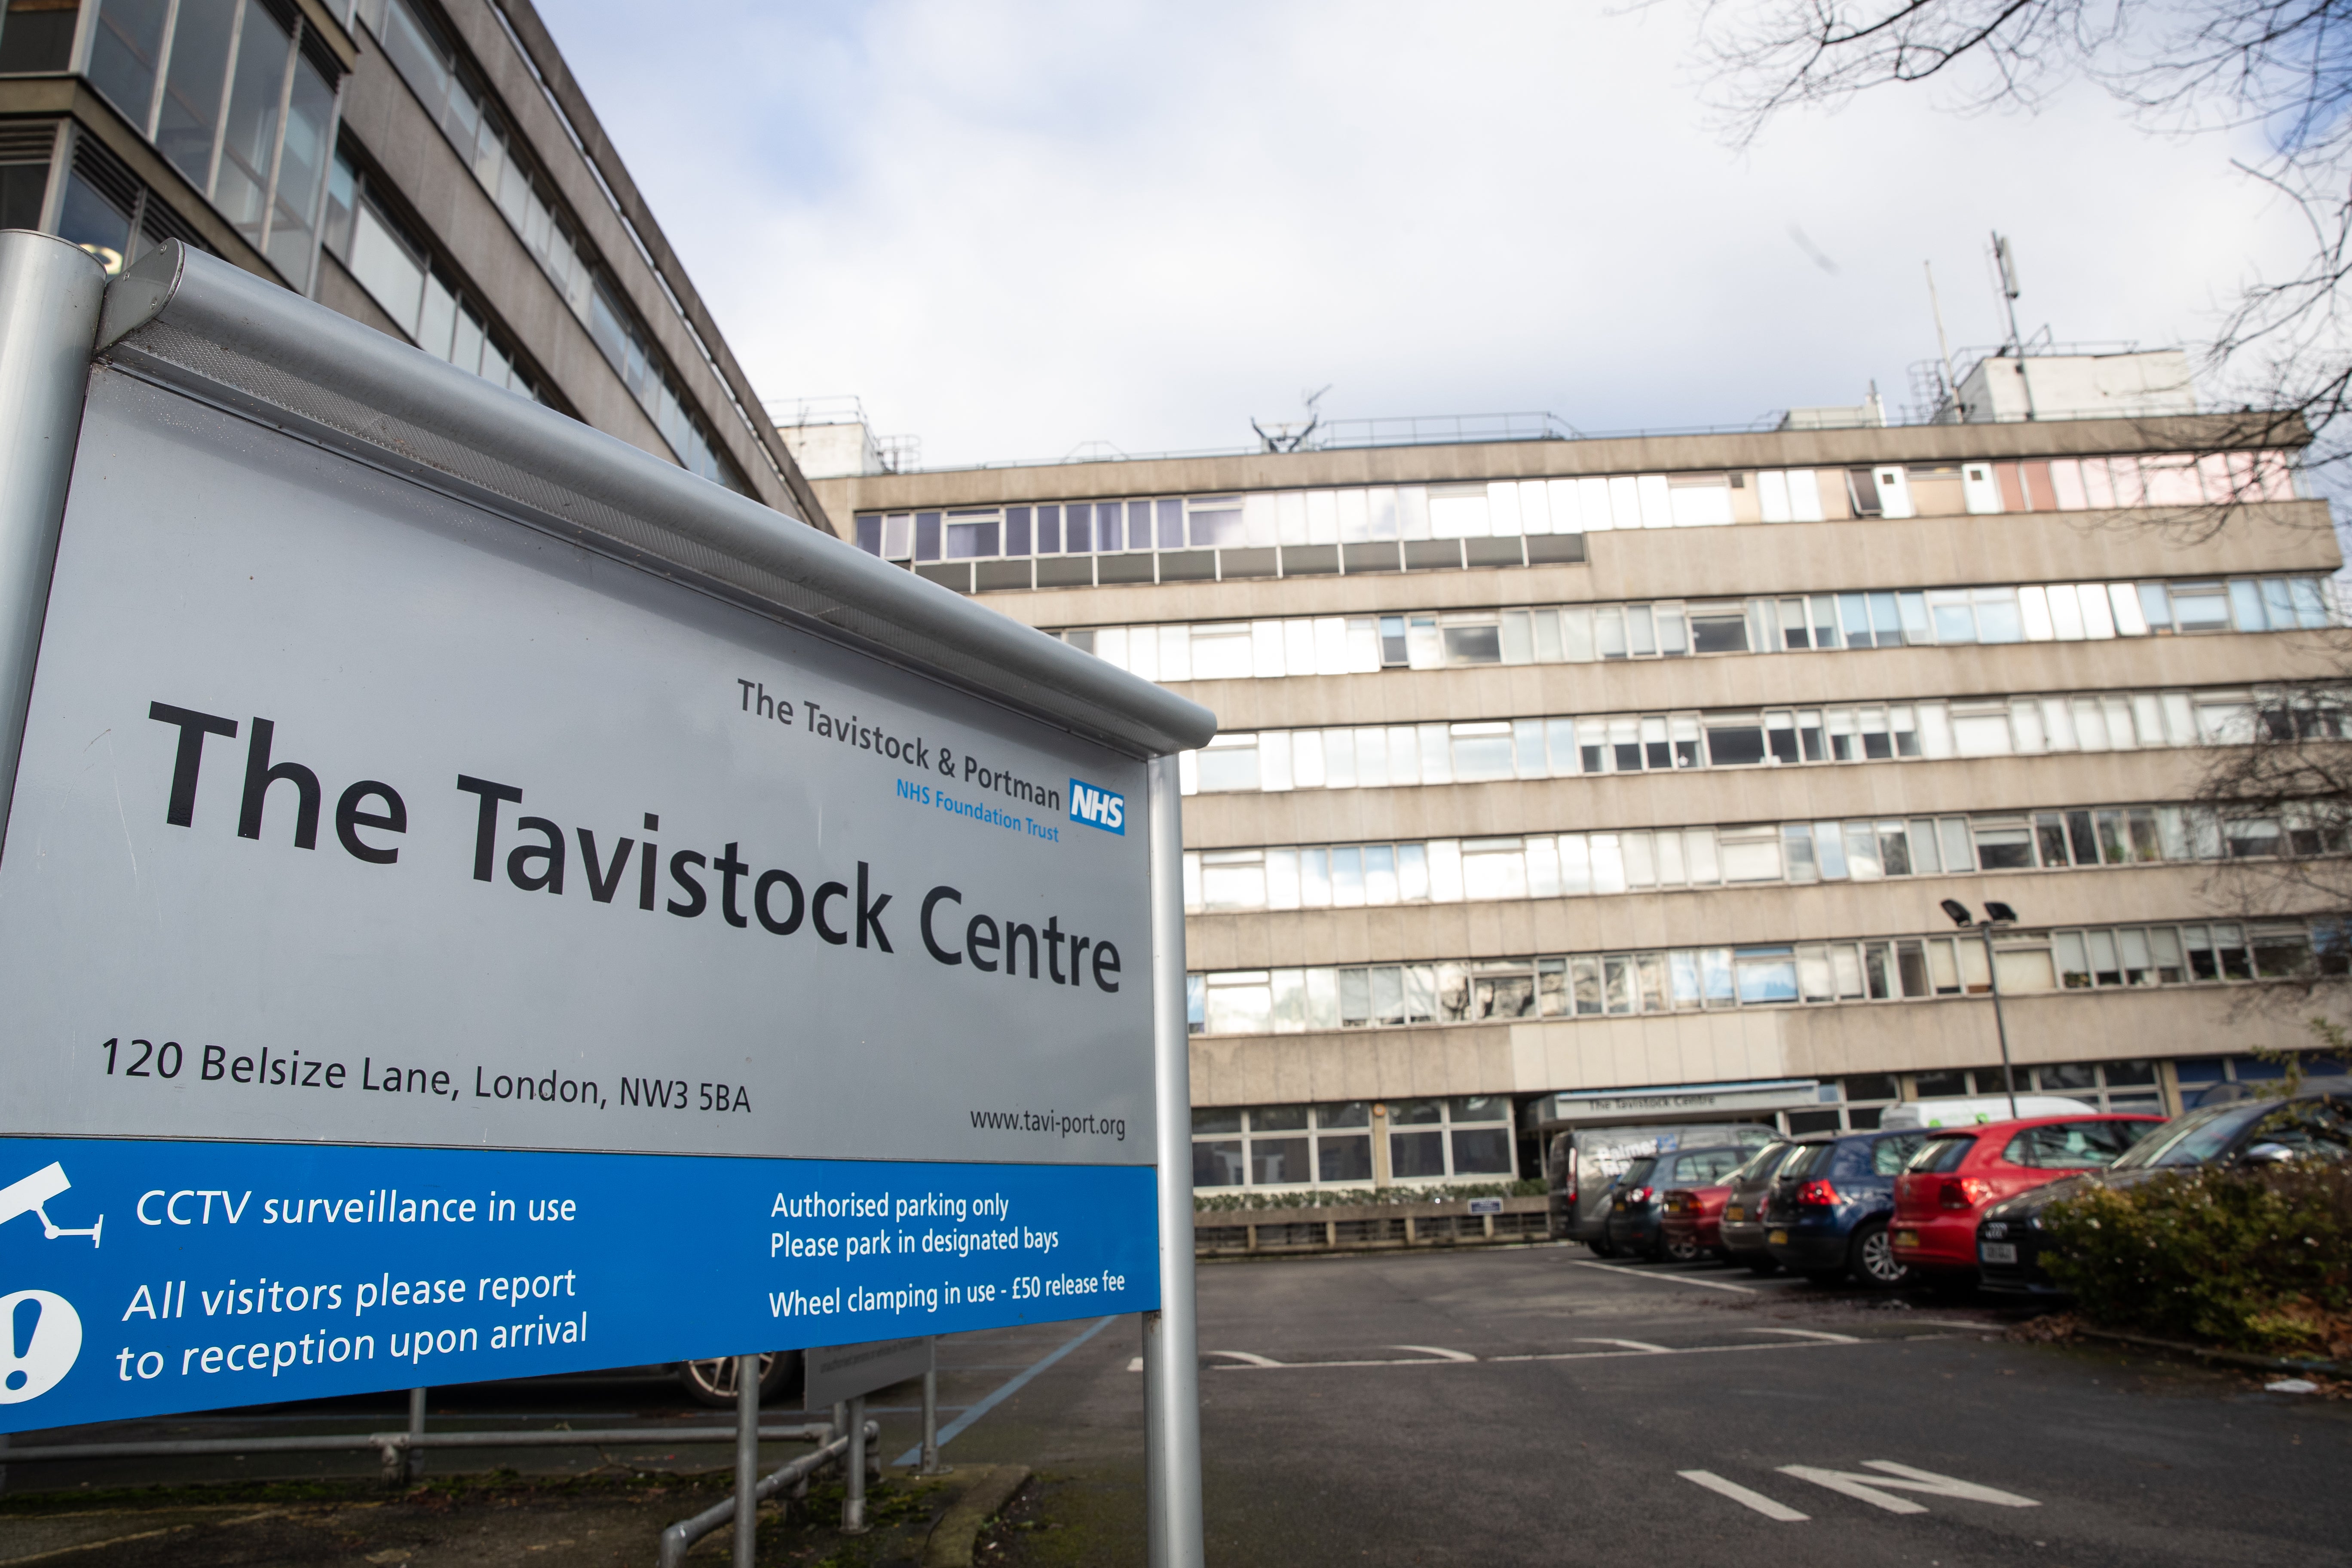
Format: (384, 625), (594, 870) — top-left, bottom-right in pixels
(14, 1241), (2341, 1567)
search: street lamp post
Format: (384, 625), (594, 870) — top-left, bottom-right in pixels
(1942, 900), (2021, 1118)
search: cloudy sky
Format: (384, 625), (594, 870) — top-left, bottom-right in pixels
(535, 0), (2302, 471)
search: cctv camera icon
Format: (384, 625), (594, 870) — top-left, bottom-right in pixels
(0, 1163), (103, 1247)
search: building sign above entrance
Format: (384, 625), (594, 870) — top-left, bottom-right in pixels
(1531, 1079), (1822, 1126)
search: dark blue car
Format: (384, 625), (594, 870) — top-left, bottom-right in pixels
(1764, 1128), (1928, 1287)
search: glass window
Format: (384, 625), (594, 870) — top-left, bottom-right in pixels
(1705, 714), (1765, 767)
(1191, 1141), (1244, 1187)
(1318, 1135), (1372, 1183)
(1450, 1128), (1514, 1175)
(1390, 1130), (1446, 1179)
(90, 0), (172, 128)
(1249, 1137), (1311, 1185)
(1442, 618), (1503, 666)
(1690, 603), (1749, 653)
(58, 163), (134, 276)
(1973, 821), (2035, 871)
(1733, 946), (1798, 1004)
(213, 0), (295, 247)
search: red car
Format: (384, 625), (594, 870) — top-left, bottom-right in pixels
(1891, 1113), (2164, 1292)
(1659, 1182), (1733, 1261)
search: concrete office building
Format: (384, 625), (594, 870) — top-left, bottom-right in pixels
(805, 356), (2350, 1194)
(0, 0), (823, 524)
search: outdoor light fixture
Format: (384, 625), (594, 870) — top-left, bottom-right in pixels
(1933, 900), (2022, 1117)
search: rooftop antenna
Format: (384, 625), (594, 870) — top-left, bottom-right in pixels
(1924, 260), (1957, 406)
(1989, 231), (2038, 420)
(1252, 383), (1332, 454)
(1991, 232), (2024, 354)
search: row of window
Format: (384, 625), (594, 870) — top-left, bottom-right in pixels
(850, 450), (2302, 566)
(1059, 577), (2332, 683)
(324, 150), (539, 400)
(1183, 917), (2347, 1035)
(355, 0), (745, 489)
(1176, 686), (2312, 797)
(1191, 1096), (1516, 1188)
(1179, 800), (2328, 914)
(84, 0), (340, 287)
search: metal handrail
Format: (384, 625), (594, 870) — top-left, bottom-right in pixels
(0, 1422), (836, 1486)
(657, 1422), (870, 1568)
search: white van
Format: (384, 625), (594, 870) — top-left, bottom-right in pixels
(1880, 1095), (2098, 1130)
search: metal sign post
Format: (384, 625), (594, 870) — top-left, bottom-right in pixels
(0, 233), (1207, 1565)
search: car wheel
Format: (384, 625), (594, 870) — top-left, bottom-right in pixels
(1663, 1233), (1701, 1264)
(679, 1351), (801, 1408)
(1850, 1222), (1911, 1289)
(1588, 1235), (1617, 1259)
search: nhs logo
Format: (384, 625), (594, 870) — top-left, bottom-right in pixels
(1068, 779), (1126, 835)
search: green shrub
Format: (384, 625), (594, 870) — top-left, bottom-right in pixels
(1194, 1178), (1545, 1213)
(2041, 1162), (2352, 1358)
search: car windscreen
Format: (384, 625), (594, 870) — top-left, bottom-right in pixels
(1905, 1134), (1976, 1174)
(1780, 1143), (1836, 1180)
(2110, 1102), (2265, 1169)
(2003, 1120), (2150, 1170)
(1730, 1142), (1792, 1185)
(1670, 1148), (1744, 1186)
(2242, 1098), (2352, 1159)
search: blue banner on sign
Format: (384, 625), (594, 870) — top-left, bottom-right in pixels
(0, 1138), (1158, 1433)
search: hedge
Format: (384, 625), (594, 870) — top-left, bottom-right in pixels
(2040, 1161), (2352, 1360)
(1194, 1179), (1547, 1213)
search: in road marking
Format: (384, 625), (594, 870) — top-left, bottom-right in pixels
(1127, 1357), (1142, 1372)
(1750, 1328), (1861, 1345)
(1779, 1461), (2039, 1514)
(1209, 1338), (1864, 1370)
(890, 1314), (1116, 1467)
(1571, 1260), (1756, 1294)
(1679, 1470), (1809, 1522)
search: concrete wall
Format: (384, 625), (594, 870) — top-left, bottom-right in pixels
(1191, 986), (2307, 1108)
(811, 412), (2298, 518)
(851, 421), (2343, 1116)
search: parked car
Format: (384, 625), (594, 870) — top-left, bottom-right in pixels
(1607, 1145), (1750, 1260)
(1890, 1113), (2163, 1295)
(1978, 1091), (2352, 1295)
(1879, 1094), (2102, 1130)
(677, 1351), (802, 1407)
(1765, 1127), (1929, 1287)
(1547, 1121), (1781, 1256)
(1716, 1139), (1801, 1273)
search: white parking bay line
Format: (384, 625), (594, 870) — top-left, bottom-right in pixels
(1571, 1260), (1757, 1294)
(1572, 1338), (1672, 1353)
(1679, 1470), (1810, 1522)
(1778, 1461), (2039, 1514)
(1392, 1345), (1478, 1362)
(1207, 1349), (1286, 1366)
(1750, 1328), (1861, 1344)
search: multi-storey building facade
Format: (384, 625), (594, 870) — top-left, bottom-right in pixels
(0, 0), (825, 525)
(810, 376), (2349, 1191)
